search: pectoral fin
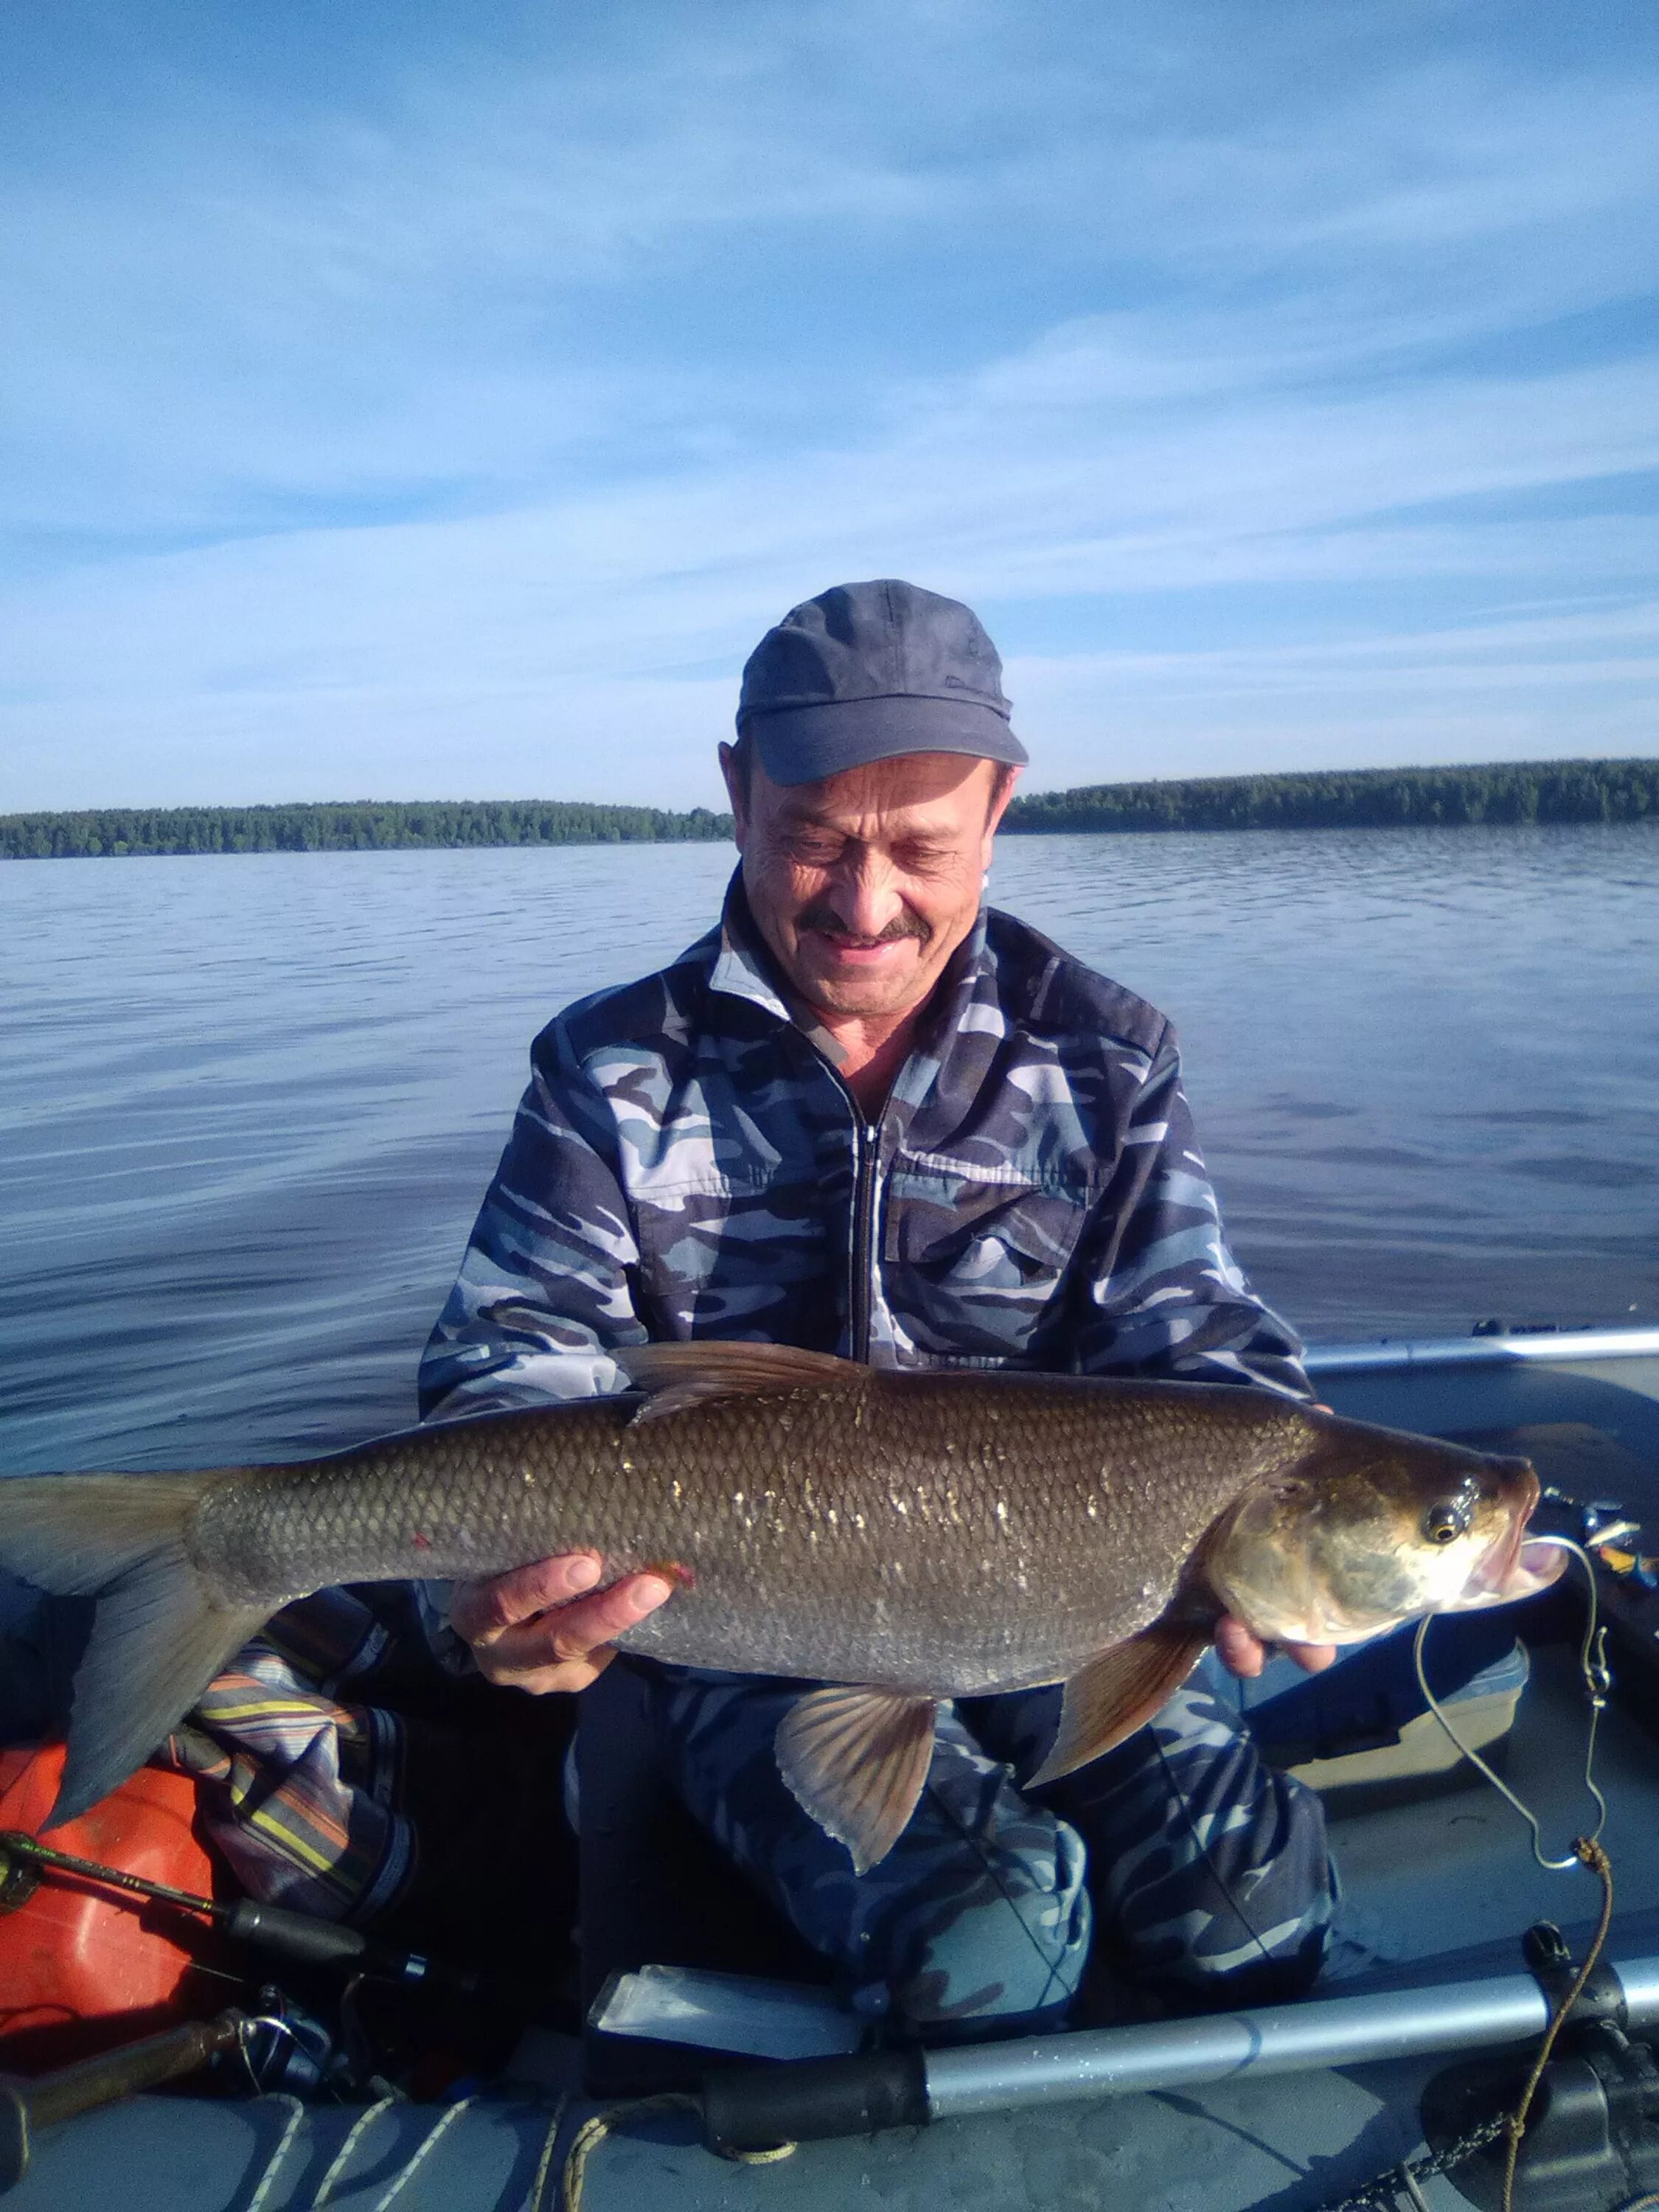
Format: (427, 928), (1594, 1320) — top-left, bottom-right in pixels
(774, 1686), (939, 1875)
(1026, 1621), (1209, 1789)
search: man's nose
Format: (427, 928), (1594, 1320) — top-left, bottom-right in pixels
(826, 850), (902, 939)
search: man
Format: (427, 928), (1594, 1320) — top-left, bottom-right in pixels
(420, 579), (1336, 2034)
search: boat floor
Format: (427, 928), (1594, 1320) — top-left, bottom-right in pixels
(8, 1633), (1658, 2212)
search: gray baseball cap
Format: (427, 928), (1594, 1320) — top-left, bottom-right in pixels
(737, 578), (1028, 787)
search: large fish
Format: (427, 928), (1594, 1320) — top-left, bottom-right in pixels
(0, 1342), (1561, 1869)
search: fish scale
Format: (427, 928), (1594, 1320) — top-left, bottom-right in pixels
(191, 1369), (1312, 1695)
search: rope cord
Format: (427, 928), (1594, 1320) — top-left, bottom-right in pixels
(1500, 1835), (1615, 2212)
(559, 2091), (796, 2212)
(307, 2094), (400, 2207)
(521, 2093), (569, 2212)
(241, 2095), (308, 2212)
(560, 2095), (699, 2212)
(347, 2094), (478, 2212)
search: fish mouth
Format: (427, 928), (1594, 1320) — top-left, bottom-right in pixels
(1466, 1494), (1568, 1604)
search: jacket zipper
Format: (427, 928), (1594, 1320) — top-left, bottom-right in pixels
(849, 1116), (883, 1363)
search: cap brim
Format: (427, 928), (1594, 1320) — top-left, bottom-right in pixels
(744, 695), (1027, 787)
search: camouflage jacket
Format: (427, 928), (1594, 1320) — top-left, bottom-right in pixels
(419, 876), (1307, 1413)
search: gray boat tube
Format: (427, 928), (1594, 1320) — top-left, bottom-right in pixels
(1301, 1324), (1659, 1375)
(700, 1952), (1659, 2152)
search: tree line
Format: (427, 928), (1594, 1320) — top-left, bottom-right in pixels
(1000, 758), (1658, 834)
(3, 759), (1654, 859)
(0, 799), (736, 860)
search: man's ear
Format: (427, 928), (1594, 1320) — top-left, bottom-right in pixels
(983, 762), (1020, 859)
(718, 742), (749, 848)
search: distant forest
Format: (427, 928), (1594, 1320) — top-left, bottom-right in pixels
(0, 799), (735, 860)
(3, 759), (1655, 858)
(1001, 757), (1659, 833)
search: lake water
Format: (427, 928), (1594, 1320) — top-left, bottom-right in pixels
(2, 824), (1656, 1474)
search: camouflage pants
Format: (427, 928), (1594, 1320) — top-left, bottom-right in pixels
(645, 1657), (1335, 2038)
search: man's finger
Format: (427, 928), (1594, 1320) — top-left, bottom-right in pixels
(460, 1571), (675, 1690)
(1215, 1615), (1340, 1680)
(1214, 1615), (1267, 1679)
(542, 1573), (676, 1663)
(450, 1551), (603, 1645)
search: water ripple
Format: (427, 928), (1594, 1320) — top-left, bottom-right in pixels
(1, 824), (1655, 1470)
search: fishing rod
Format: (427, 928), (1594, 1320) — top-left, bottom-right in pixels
(0, 2013), (248, 2192)
(0, 1829), (482, 1997)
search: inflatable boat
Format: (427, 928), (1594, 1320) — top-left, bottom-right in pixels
(3, 1323), (1658, 2212)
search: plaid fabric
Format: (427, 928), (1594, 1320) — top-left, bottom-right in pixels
(165, 1587), (421, 1921)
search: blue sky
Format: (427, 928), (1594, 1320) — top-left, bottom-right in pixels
(3, 1), (1657, 810)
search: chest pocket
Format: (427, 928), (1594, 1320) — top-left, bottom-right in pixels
(883, 1166), (1094, 1363)
(632, 1175), (838, 1344)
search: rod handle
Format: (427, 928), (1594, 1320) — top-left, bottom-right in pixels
(0, 2013), (243, 2191)
(225, 1898), (372, 1968)
(701, 2050), (928, 2152)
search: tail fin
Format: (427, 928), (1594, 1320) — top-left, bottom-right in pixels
(0, 1474), (269, 1828)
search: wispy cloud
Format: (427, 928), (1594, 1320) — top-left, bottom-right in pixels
(1, 0), (1656, 806)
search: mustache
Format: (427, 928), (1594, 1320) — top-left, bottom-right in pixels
(796, 903), (931, 947)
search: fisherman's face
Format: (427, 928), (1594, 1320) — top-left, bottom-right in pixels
(720, 748), (1018, 1023)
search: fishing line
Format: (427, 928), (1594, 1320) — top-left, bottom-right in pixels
(557, 2090), (793, 2212)
(920, 1770), (1075, 2020)
(1413, 1536), (1609, 1871)
(234, 2011), (307, 2098)
(1152, 1727), (1284, 1981)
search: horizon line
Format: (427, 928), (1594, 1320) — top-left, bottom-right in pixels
(5, 752), (1657, 822)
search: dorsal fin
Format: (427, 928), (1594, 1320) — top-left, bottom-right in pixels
(616, 1340), (866, 1422)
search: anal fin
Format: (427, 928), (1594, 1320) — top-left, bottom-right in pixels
(1026, 1619), (1209, 1789)
(774, 1686), (938, 1875)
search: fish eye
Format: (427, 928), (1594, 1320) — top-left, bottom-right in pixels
(1423, 1498), (1473, 1545)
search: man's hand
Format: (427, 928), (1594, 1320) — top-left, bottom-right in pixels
(1214, 1615), (1337, 1680)
(449, 1553), (675, 1694)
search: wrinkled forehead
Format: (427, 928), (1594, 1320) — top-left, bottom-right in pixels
(760, 751), (1003, 841)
